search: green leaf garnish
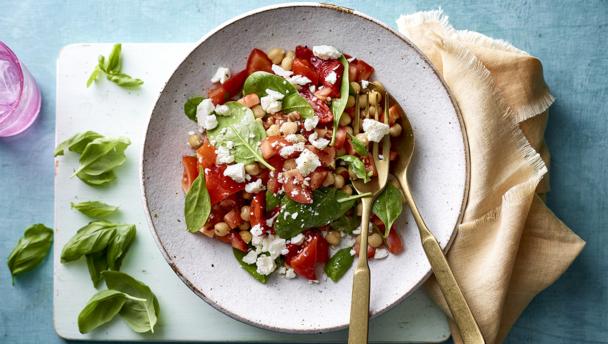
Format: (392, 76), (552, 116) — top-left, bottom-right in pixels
(338, 155), (371, 183)
(372, 184), (404, 237)
(77, 289), (142, 334)
(184, 167), (212, 232)
(233, 249), (268, 284)
(54, 131), (103, 157)
(71, 201), (119, 219)
(184, 96), (204, 122)
(7, 224), (53, 283)
(87, 43), (143, 89)
(331, 55), (350, 145)
(348, 132), (369, 156)
(324, 248), (355, 282)
(73, 136), (131, 186)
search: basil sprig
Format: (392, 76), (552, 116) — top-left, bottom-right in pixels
(330, 55), (350, 145)
(372, 184), (404, 237)
(71, 201), (119, 219)
(338, 155), (371, 183)
(54, 131), (103, 157)
(184, 168), (211, 232)
(7, 224), (53, 282)
(348, 132), (369, 156)
(78, 271), (159, 334)
(87, 43), (143, 89)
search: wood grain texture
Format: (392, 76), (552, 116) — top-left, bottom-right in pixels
(0, 0), (606, 343)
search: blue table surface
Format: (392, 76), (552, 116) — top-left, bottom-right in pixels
(1, 0), (606, 343)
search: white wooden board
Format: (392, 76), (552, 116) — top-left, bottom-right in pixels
(54, 43), (450, 342)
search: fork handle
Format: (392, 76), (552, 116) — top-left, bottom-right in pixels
(401, 180), (485, 344)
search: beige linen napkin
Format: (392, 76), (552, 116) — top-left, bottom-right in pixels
(396, 10), (585, 344)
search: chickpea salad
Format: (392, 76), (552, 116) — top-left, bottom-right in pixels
(181, 45), (406, 283)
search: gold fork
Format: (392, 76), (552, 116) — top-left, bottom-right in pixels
(347, 89), (391, 344)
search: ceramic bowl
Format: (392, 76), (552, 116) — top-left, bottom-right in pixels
(141, 3), (468, 333)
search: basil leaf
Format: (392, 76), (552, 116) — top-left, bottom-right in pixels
(105, 44), (122, 74)
(372, 184), (404, 237)
(233, 249), (268, 284)
(331, 55), (350, 145)
(86, 251), (108, 287)
(88, 43), (143, 89)
(280, 92), (314, 119)
(275, 188), (356, 239)
(54, 131), (103, 157)
(266, 191), (282, 210)
(330, 215), (360, 234)
(243, 71), (298, 97)
(106, 224), (136, 271)
(184, 96), (204, 122)
(7, 224), (53, 281)
(71, 201), (119, 219)
(348, 133), (369, 156)
(106, 72), (144, 89)
(324, 248), (355, 282)
(60, 221), (117, 262)
(338, 155), (370, 183)
(77, 289), (145, 334)
(86, 66), (101, 87)
(73, 136), (130, 185)
(102, 271), (160, 333)
(184, 168), (211, 232)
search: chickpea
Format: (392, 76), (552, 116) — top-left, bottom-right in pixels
(239, 230), (252, 243)
(188, 134), (203, 149)
(266, 124), (280, 136)
(348, 169), (359, 181)
(287, 111), (301, 121)
(336, 166), (348, 175)
(280, 121), (298, 135)
(358, 94), (368, 108)
(252, 104), (265, 118)
(355, 133), (369, 146)
(284, 159), (296, 170)
(356, 202), (363, 216)
(389, 123), (402, 137)
(245, 163), (260, 176)
(239, 222), (250, 231)
(281, 50), (295, 70)
(369, 91), (380, 106)
(368, 105), (377, 117)
(368, 233), (383, 248)
(339, 114), (351, 126)
(341, 185), (353, 196)
(372, 80), (385, 94)
(350, 81), (361, 95)
(293, 134), (307, 143)
(334, 174), (345, 189)
(322, 172), (335, 187)
(240, 205), (251, 221)
(214, 222), (231, 237)
(267, 47), (286, 65)
(325, 230), (342, 246)
(346, 95), (356, 108)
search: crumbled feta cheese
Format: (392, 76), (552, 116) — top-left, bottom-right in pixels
(242, 250), (258, 264)
(361, 80), (369, 89)
(272, 64), (293, 78)
(309, 85), (316, 93)
(291, 212), (298, 219)
(288, 74), (312, 86)
(260, 89), (284, 114)
(325, 71), (337, 84)
(285, 134), (299, 143)
(215, 145), (234, 164)
(285, 268), (296, 279)
(304, 116), (320, 131)
(211, 66), (231, 84)
(308, 132), (330, 150)
(265, 236), (286, 259)
(349, 249), (356, 256)
(312, 45), (341, 60)
(203, 115), (218, 130)
(374, 248), (389, 259)
(266, 212), (279, 227)
(278, 266), (287, 274)
(290, 233), (305, 245)
(223, 163), (246, 183)
(265, 89), (285, 100)
(362, 118), (390, 142)
(279, 142), (305, 158)
(250, 224), (264, 237)
(296, 149), (321, 176)
(352, 227), (362, 235)
(214, 104), (230, 115)
(196, 98), (216, 129)
(256, 255), (276, 275)
(245, 179), (265, 193)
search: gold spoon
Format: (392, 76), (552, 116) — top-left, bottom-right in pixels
(391, 100), (485, 344)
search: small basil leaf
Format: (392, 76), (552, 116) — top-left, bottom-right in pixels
(331, 55), (349, 144)
(106, 72), (144, 89)
(266, 191), (282, 210)
(372, 184), (404, 237)
(86, 251), (108, 287)
(86, 66), (101, 87)
(338, 155), (370, 183)
(7, 224), (53, 281)
(275, 188), (356, 239)
(77, 289), (144, 334)
(184, 168), (211, 232)
(324, 247), (355, 282)
(348, 133), (369, 156)
(73, 136), (130, 185)
(54, 131), (103, 157)
(102, 271), (160, 333)
(105, 44), (122, 74)
(76, 170), (117, 186)
(243, 71), (298, 97)
(106, 224), (136, 271)
(281, 92), (314, 119)
(330, 215), (360, 234)
(233, 249), (268, 284)
(184, 96), (204, 122)
(60, 221), (117, 262)
(71, 201), (119, 219)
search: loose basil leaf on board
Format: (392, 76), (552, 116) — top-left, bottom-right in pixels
(77, 289), (145, 334)
(331, 55), (350, 145)
(86, 251), (108, 287)
(184, 168), (211, 232)
(105, 73), (144, 89)
(338, 155), (371, 183)
(243, 71), (298, 97)
(324, 247), (355, 282)
(71, 201), (119, 219)
(280, 92), (314, 119)
(275, 188), (356, 239)
(330, 215), (360, 234)
(54, 131), (103, 157)
(86, 66), (101, 87)
(60, 221), (117, 262)
(102, 271), (160, 333)
(77, 170), (117, 186)
(233, 249), (268, 284)
(7, 224), (53, 281)
(106, 224), (136, 271)
(105, 44), (122, 74)
(184, 96), (204, 122)
(87, 43), (143, 89)
(372, 183), (404, 237)
(73, 136), (131, 186)
(348, 133), (369, 156)
(265, 190), (282, 210)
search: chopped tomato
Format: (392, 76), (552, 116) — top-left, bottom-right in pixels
(309, 168), (328, 190)
(207, 84), (228, 105)
(196, 138), (216, 169)
(230, 232), (249, 253)
(354, 242), (376, 258)
(260, 136), (288, 160)
(199, 225), (214, 238)
(182, 156), (199, 192)
(389, 151), (398, 161)
(348, 63), (358, 82)
(223, 209), (242, 229)
(237, 93), (260, 108)
(315, 59), (343, 97)
(246, 48), (273, 75)
(249, 192), (265, 226)
(222, 69), (248, 97)
(300, 88), (333, 124)
(313, 232), (329, 263)
(307, 146), (335, 167)
(295, 45), (314, 60)
(351, 59), (374, 81)
(334, 127), (347, 149)
(292, 58), (318, 85)
(283, 170), (313, 204)
(289, 236), (319, 280)
(204, 165), (245, 204)
(284, 243), (300, 263)
(388, 104), (401, 125)
(215, 234), (231, 244)
(386, 227), (404, 254)
(362, 154), (377, 177)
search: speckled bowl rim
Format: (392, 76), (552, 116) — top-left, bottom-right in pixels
(140, 2), (471, 334)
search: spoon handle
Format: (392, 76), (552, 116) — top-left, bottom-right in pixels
(348, 197), (372, 344)
(401, 180), (485, 344)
